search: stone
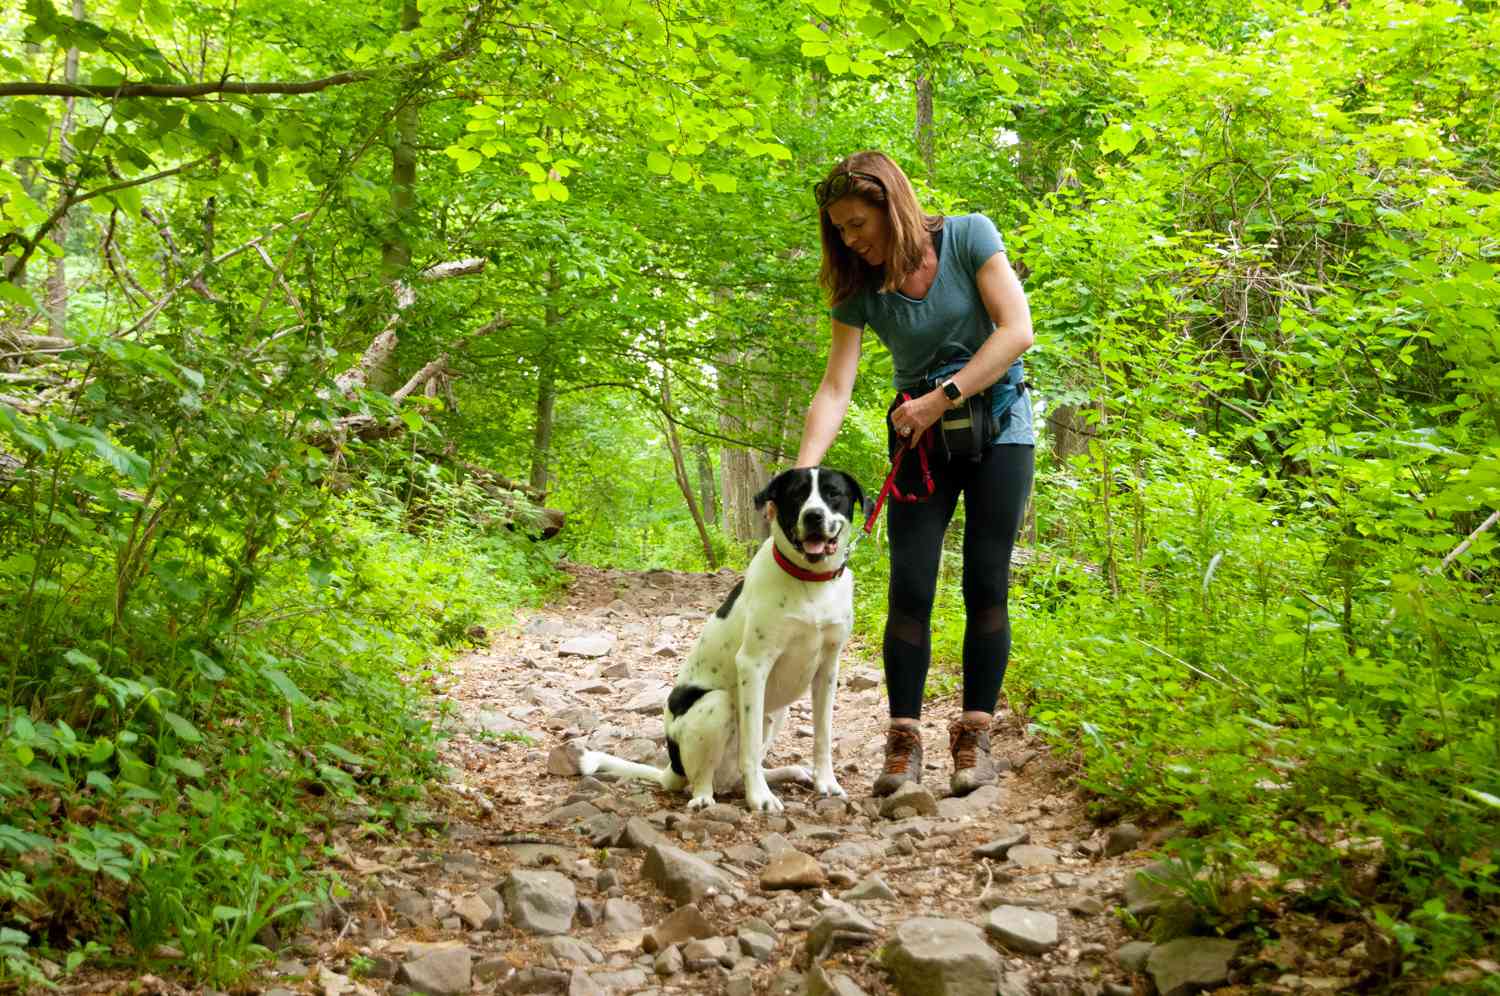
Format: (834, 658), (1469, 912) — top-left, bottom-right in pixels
(559, 634), (615, 658)
(543, 800), (602, 826)
(880, 917), (1004, 996)
(452, 893), (493, 931)
(624, 685), (671, 714)
(845, 670), (881, 691)
(1117, 941), (1154, 972)
(566, 969), (605, 996)
(547, 740), (590, 776)
(589, 969), (649, 990)
(546, 937), (604, 965)
(821, 839), (889, 866)
(505, 967), (570, 993)
(641, 844), (735, 906)
(1124, 860), (1187, 916)
(398, 946), (472, 996)
(600, 660), (632, 679)
(602, 897), (643, 933)
(642, 904), (716, 952)
(879, 781), (939, 819)
(937, 784), (1003, 821)
(1146, 938), (1240, 996)
(984, 906), (1060, 955)
(971, 826), (1030, 860)
(620, 816), (671, 850)
(760, 849), (826, 890)
(1006, 844), (1060, 868)
(654, 945), (683, 976)
(1068, 896), (1108, 917)
(502, 870), (577, 935)
(726, 971), (755, 996)
(1104, 823), (1143, 857)
(737, 927), (776, 961)
(681, 936), (730, 970)
(841, 875), (897, 902)
(805, 905), (880, 959)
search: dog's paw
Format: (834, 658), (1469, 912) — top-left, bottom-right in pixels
(814, 776), (847, 799)
(745, 785), (784, 814)
(686, 794), (715, 811)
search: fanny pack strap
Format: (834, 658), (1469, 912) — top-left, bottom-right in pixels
(865, 393), (936, 534)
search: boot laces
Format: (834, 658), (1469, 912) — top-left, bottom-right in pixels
(949, 720), (986, 770)
(882, 727), (921, 775)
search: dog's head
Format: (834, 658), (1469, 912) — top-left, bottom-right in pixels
(754, 467), (866, 568)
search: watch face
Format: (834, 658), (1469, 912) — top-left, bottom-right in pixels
(943, 381), (962, 400)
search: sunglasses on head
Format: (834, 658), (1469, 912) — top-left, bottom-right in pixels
(813, 170), (885, 208)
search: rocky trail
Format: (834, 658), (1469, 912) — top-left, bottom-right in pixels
(255, 564), (1253, 996)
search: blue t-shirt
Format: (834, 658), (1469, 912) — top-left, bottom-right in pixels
(830, 213), (1033, 446)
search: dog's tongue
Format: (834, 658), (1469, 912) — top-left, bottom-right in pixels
(802, 538), (830, 556)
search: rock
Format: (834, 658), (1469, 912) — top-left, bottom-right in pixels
(879, 781), (939, 818)
(1104, 823), (1142, 857)
(620, 816), (671, 850)
(937, 784), (1002, 820)
(726, 971), (755, 996)
(643, 904), (716, 952)
(474, 955), (511, 983)
(559, 634), (615, 657)
(399, 946), (472, 996)
(546, 937), (604, 965)
(543, 800), (602, 826)
(602, 897), (643, 933)
(760, 849), (826, 890)
(589, 969), (649, 990)
(566, 969), (605, 996)
(972, 826), (1030, 860)
(452, 894), (494, 931)
(641, 844), (735, 906)
(547, 740), (590, 776)
(1117, 941), (1153, 972)
(805, 905), (880, 958)
(841, 875), (897, 902)
(1068, 896), (1107, 917)
(880, 918), (1004, 996)
(502, 870), (577, 935)
(805, 961), (871, 996)
(1146, 938), (1240, 996)
(1006, 844), (1060, 868)
(391, 888), (435, 927)
(600, 660), (632, 679)
(821, 839), (889, 866)
(624, 685), (671, 714)
(681, 936), (730, 970)
(724, 843), (767, 867)
(737, 927), (776, 961)
(1124, 860), (1187, 916)
(654, 945), (683, 976)
(984, 906), (1060, 955)
(845, 670), (881, 691)
(505, 967), (570, 993)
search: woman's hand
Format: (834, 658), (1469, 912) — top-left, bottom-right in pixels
(892, 390), (948, 443)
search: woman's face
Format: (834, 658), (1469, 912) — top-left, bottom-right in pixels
(825, 196), (890, 266)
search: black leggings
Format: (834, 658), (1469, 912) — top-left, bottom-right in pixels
(883, 443), (1034, 718)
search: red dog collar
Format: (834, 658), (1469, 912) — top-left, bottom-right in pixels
(773, 545), (845, 582)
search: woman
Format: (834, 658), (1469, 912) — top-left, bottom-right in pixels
(794, 151), (1035, 798)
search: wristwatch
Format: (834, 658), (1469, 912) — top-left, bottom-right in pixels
(940, 378), (963, 408)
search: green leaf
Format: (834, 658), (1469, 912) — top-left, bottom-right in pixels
(706, 172), (738, 193)
(646, 151), (672, 175)
(1463, 787), (1500, 809)
(162, 711), (202, 743)
(670, 161), (692, 183)
(547, 179), (570, 201)
(0, 281), (38, 309)
(163, 755), (205, 780)
(826, 51), (850, 74)
(530, 182), (551, 201)
(261, 667), (310, 706)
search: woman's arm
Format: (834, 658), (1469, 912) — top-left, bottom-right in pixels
(795, 319), (864, 467)
(889, 252), (1035, 438)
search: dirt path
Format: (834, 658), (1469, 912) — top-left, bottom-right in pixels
(269, 564), (1177, 996)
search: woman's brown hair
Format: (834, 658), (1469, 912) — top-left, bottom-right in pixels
(816, 151), (943, 308)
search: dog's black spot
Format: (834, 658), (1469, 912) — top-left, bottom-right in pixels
(714, 579), (745, 619)
(666, 736), (686, 777)
(668, 684), (710, 718)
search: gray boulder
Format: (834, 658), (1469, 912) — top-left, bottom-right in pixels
(879, 917), (1003, 996)
(501, 869), (577, 935)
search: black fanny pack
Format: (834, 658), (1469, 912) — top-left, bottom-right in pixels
(933, 389), (998, 463)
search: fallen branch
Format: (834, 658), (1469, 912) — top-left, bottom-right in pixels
(1439, 509), (1499, 573)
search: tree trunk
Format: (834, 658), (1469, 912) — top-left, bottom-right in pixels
(529, 259), (561, 495)
(661, 376), (718, 569)
(915, 67), (935, 187)
(693, 442), (717, 526)
(44, 0), (83, 338)
(381, 0), (419, 280)
(717, 349), (771, 546)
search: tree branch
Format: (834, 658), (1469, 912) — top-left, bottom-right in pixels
(0, 71), (376, 100)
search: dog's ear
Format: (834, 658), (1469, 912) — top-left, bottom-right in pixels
(841, 471), (867, 515)
(753, 469), (791, 510)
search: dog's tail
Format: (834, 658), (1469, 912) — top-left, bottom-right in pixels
(578, 750), (687, 791)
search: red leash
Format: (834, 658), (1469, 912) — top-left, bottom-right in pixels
(863, 393), (935, 534)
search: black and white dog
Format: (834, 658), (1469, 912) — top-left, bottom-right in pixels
(579, 467), (864, 813)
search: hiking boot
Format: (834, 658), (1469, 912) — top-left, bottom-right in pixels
(949, 716), (997, 797)
(872, 725), (923, 797)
